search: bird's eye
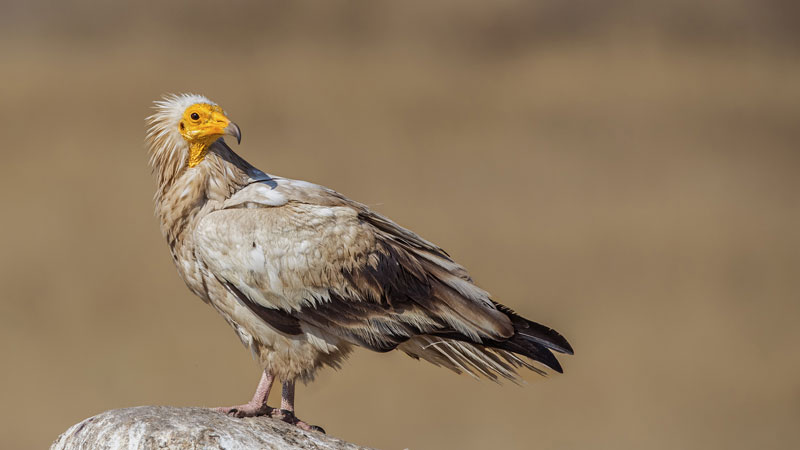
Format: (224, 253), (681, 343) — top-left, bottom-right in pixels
(190, 112), (200, 120)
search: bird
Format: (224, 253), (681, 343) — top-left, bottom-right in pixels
(145, 93), (573, 432)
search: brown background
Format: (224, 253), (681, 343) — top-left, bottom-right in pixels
(1, 1), (799, 449)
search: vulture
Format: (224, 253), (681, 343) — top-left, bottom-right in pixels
(145, 93), (573, 432)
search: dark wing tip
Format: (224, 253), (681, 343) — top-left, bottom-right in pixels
(499, 338), (565, 373)
(537, 324), (573, 355)
(492, 302), (574, 355)
(537, 347), (564, 373)
(550, 357), (564, 373)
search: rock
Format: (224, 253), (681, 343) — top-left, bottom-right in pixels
(51, 406), (373, 450)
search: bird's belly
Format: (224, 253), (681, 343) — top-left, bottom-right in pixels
(171, 242), (352, 381)
(207, 283), (353, 382)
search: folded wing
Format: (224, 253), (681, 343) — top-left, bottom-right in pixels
(194, 178), (570, 380)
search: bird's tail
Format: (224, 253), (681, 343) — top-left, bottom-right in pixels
(399, 304), (572, 382)
(399, 336), (540, 382)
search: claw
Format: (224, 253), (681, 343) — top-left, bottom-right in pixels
(267, 409), (324, 433)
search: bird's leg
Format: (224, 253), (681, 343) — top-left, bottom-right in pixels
(270, 379), (326, 433)
(215, 370), (275, 418)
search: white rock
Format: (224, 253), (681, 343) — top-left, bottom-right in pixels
(51, 406), (373, 450)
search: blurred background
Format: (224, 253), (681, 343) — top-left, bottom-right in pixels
(1, 1), (799, 449)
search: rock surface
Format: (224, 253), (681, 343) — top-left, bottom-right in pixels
(51, 406), (372, 450)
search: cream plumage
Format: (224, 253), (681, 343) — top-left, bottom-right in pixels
(146, 93), (572, 431)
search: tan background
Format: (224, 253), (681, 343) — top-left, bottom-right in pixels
(1, 1), (799, 449)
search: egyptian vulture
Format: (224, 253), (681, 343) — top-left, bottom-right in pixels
(145, 94), (573, 432)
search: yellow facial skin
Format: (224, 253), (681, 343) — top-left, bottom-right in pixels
(179, 103), (241, 167)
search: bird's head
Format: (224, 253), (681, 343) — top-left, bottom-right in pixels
(146, 94), (241, 170)
(177, 102), (242, 158)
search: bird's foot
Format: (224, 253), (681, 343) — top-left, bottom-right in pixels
(214, 405), (324, 433)
(270, 409), (326, 434)
(214, 402), (273, 418)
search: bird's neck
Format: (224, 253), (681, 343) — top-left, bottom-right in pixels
(154, 141), (255, 250)
(187, 141), (210, 168)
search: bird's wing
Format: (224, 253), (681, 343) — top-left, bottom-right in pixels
(194, 178), (515, 353)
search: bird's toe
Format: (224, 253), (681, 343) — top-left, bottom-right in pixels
(269, 409), (325, 433)
(214, 403), (272, 418)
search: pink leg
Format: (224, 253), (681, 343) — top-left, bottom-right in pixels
(270, 380), (325, 433)
(215, 370), (275, 418)
(280, 379), (296, 411)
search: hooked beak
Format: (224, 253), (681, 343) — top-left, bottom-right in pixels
(224, 121), (242, 144)
(198, 109), (241, 145)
